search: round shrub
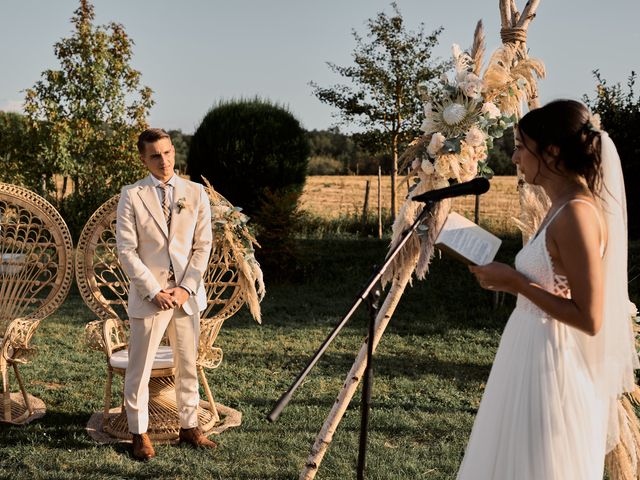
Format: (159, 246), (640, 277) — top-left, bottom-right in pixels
(187, 98), (310, 215)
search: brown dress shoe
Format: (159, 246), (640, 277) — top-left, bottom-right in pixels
(132, 433), (156, 461)
(179, 427), (218, 449)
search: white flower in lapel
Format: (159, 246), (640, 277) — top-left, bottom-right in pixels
(176, 197), (188, 213)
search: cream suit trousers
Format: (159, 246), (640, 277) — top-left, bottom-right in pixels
(124, 301), (200, 434)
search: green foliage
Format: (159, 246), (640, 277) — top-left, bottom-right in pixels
(187, 98), (309, 216)
(188, 98), (309, 279)
(487, 128), (516, 176)
(307, 128), (371, 174)
(252, 188), (305, 280)
(584, 71), (640, 239)
(168, 129), (191, 173)
(0, 112), (42, 190)
(22, 0), (153, 239)
(307, 155), (344, 175)
(310, 2), (447, 217)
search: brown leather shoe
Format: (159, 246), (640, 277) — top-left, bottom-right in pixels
(179, 427), (218, 449)
(131, 433), (156, 461)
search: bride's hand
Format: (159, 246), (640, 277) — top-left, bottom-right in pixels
(468, 262), (525, 295)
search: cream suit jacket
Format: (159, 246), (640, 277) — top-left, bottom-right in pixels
(116, 175), (212, 318)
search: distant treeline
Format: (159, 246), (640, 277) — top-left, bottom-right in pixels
(305, 127), (516, 176)
(163, 127), (518, 177)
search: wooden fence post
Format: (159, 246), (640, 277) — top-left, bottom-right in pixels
(377, 167), (382, 239)
(361, 180), (370, 230)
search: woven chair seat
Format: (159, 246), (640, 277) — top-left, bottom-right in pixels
(109, 345), (174, 370)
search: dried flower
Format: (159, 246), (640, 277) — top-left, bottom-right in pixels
(465, 126), (486, 147)
(427, 132), (446, 157)
(480, 101), (501, 119)
(176, 197), (188, 213)
(421, 159), (435, 175)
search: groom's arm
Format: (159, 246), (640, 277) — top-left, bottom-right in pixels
(116, 187), (163, 300)
(179, 185), (213, 294)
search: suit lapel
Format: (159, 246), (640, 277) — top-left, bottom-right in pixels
(137, 176), (169, 238)
(168, 176), (186, 243)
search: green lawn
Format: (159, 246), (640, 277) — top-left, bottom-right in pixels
(1, 237), (638, 479)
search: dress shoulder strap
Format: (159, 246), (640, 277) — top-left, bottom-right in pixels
(545, 198), (605, 256)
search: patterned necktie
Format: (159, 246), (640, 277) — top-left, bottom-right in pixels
(158, 182), (174, 278)
(158, 183), (171, 228)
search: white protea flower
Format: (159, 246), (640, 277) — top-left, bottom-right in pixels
(442, 103), (467, 125)
(411, 158), (421, 170)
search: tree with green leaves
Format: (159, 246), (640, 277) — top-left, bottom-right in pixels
(23, 0), (153, 238)
(310, 2), (447, 220)
(584, 71), (640, 239)
(0, 112), (40, 188)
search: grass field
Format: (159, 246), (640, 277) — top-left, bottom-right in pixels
(1, 179), (638, 479)
(1, 238), (525, 480)
(300, 176), (520, 236)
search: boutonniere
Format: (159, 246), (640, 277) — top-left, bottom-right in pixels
(176, 197), (188, 213)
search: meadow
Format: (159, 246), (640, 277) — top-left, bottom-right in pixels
(300, 176), (520, 236)
(1, 177), (637, 480)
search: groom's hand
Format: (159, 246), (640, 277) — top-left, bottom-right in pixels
(165, 286), (190, 308)
(152, 290), (177, 310)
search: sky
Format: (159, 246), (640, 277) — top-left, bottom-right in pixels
(1, 0), (639, 134)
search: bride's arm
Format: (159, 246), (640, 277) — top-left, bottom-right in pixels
(470, 202), (604, 336)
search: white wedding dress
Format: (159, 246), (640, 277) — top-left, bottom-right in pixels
(457, 200), (609, 480)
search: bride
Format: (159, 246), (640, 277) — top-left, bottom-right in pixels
(457, 99), (638, 479)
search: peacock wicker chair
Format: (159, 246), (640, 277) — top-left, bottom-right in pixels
(0, 182), (74, 424)
(78, 193), (245, 441)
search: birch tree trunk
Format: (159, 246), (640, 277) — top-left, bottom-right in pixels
(299, 266), (414, 480)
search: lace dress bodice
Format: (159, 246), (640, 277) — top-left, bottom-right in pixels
(514, 199), (603, 318)
(514, 229), (569, 317)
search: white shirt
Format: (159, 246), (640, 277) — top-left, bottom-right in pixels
(148, 173), (176, 211)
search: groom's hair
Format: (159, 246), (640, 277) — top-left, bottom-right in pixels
(137, 128), (171, 154)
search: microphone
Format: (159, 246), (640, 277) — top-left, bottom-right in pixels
(412, 177), (490, 203)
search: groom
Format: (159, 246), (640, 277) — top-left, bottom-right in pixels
(116, 128), (215, 460)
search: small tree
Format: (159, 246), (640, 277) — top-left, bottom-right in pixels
(584, 71), (640, 240)
(310, 2), (447, 220)
(187, 98), (309, 279)
(23, 0), (153, 238)
(187, 98), (309, 215)
(0, 112), (41, 189)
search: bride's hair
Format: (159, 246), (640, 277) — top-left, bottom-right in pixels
(517, 99), (603, 196)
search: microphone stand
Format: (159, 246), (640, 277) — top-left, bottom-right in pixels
(267, 200), (436, 478)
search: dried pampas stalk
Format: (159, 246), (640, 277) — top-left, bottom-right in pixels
(605, 390), (640, 480)
(511, 178), (550, 243)
(470, 20), (485, 76)
(202, 178), (265, 323)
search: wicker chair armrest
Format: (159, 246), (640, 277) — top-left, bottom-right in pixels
(84, 318), (127, 357)
(2, 317), (41, 363)
(197, 347), (224, 370)
(84, 320), (107, 353)
(103, 318), (128, 357)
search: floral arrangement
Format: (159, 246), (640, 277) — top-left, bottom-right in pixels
(383, 21), (545, 287)
(408, 47), (529, 191)
(202, 178), (265, 323)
